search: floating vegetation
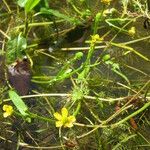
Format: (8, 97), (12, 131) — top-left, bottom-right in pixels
(0, 0), (150, 149)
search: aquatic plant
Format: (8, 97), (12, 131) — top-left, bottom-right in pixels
(3, 104), (13, 118)
(54, 107), (76, 128)
(0, 0), (150, 149)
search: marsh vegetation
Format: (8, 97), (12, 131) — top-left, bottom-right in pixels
(0, 0), (150, 149)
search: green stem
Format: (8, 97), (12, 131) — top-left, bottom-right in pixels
(93, 12), (103, 34)
(69, 1), (83, 16)
(111, 101), (150, 128)
(24, 12), (29, 37)
(110, 42), (150, 61)
(73, 101), (81, 116)
(15, 20), (64, 29)
(14, 111), (54, 124)
(59, 127), (65, 150)
(112, 69), (130, 85)
(29, 112), (55, 124)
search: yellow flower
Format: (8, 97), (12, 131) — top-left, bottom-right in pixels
(128, 27), (136, 36)
(54, 107), (76, 128)
(3, 105), (13, 118)
(90, 34), (103, 47)
(101, 0), (112, 5)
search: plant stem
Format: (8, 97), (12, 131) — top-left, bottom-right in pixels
(29, 112), (55, 124)
(111, 101), (150, 128)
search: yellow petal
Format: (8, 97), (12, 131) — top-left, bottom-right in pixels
(94, 34), (100, 39)
(68, 116), (76, 123)
(8, 107), (13, 113)
(128, 27), (136, 36)
(61, 108), (68, 118)
(3, 105), (13, 118)
(3, 112), (9, 118)
(56, 121), (63, 127)
(3, 105), (13, 111)
(63, 116), (76, 128)
(3, 105), (8, 111)
(64, 122), (74, 128)
(54, 112), (62, 120)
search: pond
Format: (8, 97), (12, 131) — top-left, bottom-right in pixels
(0, 0), (150, 150)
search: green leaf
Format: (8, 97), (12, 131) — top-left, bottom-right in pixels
(18, 0), (40, 12)
(17, 33), (27, 50)
(6, 33), (27, 64)
(17, 0), (28, 7)
(40, 8), (80, 24)
(9, 90), (28, 117)
(25, 0), (40, 12)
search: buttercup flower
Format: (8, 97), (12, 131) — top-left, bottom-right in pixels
(101, 0), (112, 5)
(54, 107), (76, 128)
(128, 27), (136, 36)
(3, 105), (13, 118)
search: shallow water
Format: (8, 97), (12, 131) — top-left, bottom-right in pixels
(0, 1), (150, 149)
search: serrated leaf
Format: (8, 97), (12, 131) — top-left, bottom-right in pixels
(6, 34), (27, 64)
(9, 90), (28, 117)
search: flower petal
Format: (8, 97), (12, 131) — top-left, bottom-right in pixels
(3, 105), (8, 111)
(68, 116), (76, 123)
(3, 112), (9, 118)
(54, 112), (62, 120)
(61, 107), (68, 118)
(3, 105), (13, 118)
(64, 122), (74, 128)
(56, 121), (63, 127)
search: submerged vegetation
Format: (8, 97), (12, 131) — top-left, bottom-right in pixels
(0, 0), (150, 149)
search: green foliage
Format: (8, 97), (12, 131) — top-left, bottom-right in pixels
(18, 0), (40, 12)
(17, 0), (28, 7)
(102, 54), (111, 61)
(9, 90), (29, 117)
(53, 52), (83, 81)
(93, 12), (102, 34)
(103, 55), (130, 85)
(112, 134), (137, 150)
(40, 8), (81, 24)
(6, 33), (27, 64)
(72, 84), (89, 102)
(1, 0), (150, 149)
(105, 18), (132, 33)
(32, 52), (84, 84)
